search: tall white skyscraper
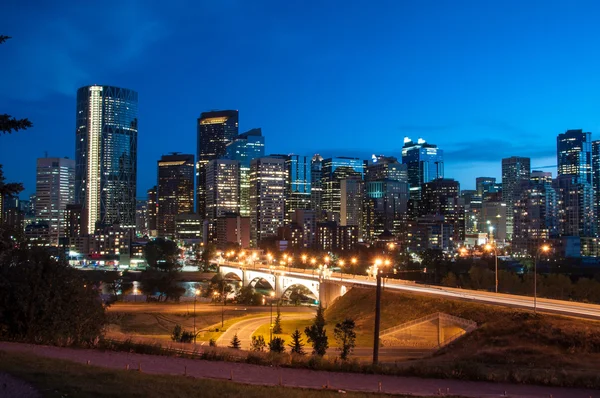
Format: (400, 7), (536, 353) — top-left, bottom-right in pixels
(75, 85), (138, 234)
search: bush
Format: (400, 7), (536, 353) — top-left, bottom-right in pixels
(251, 335), (266, 351)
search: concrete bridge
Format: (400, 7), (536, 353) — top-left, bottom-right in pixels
(219, 262), (353, 307)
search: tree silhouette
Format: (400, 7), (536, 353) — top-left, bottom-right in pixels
(304, 303), (328, 356)
(288, 329), (305, 355)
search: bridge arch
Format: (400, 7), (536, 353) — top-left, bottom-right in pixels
(223, 272), (242, 281)
(281, 283), (318, 304)
(248, 276), (275, 291)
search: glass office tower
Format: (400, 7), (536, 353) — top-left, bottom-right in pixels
(196, 110), (239, 218)
(401, 137), (443, 200)
(75, 85), (138, 234)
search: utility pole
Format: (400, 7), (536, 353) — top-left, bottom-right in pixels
(373, 272), (382, 365)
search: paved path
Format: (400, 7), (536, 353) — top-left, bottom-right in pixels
(1, 342), (599, 397)
(217, 313), (313, 349)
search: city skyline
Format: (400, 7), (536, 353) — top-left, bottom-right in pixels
(6, 1), (600, 196)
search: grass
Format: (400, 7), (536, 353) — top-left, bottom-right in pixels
(107, 305), (269, 343)
(252, 318), (314, 346)
(0, 350), (406, 398)
(325, 287), (600, 388)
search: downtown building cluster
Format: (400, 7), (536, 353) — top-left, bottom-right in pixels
(3, 85), (600, 263)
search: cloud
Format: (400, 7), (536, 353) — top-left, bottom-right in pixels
(444, 138), (555, 163)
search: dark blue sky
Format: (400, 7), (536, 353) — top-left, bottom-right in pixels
(2, 0), (600, 198)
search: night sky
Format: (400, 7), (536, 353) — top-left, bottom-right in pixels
(2, 0), (600, 198)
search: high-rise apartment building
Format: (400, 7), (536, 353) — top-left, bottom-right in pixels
(321, 157), (363, 222)
(557, 129), (592, 184)
(75, 85), (138, 234)
(285, 155), (312, 221)
(225, 128), (265, 216)
(501, 156), (531, 239)
(35, 157), (75, 245)
(205, 159), (240, 222)
(401, 137), (443, 200)
(340, 177), (364, 238)
(365, 156), (407, 183)
(249, 157), (286, 246)
(553, 175), (595, 237)
(513, 171), (558, 254)
(135, 199), (148, 237)
(196, 110), (239, 218)
(419, 178), (464, 243)
(157, 154), (194, 238)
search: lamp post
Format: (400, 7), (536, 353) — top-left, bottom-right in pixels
(485, 244), (498, 293)
(193, 288), (200, 344)
(373, 269), (382, 365)
(534, 244), (551, 314)
(269, 291), (275, 342)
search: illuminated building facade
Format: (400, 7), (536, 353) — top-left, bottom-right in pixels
(419, 178), (464, 243)
(157, 154), (194, 238)
(226, 128), (264, 216)
(146, 186), (157, 237)
(196, 110), (239, 218)
(340, 176), (363, 238)
(35, 157), (75, 245)
(249, 157), (286, 246)
(206, 159), (240, 222)
(501, 156), (530, 239)
(310, 154), (324, 215)
(285, 155), (312, 222)
(591, 140), (600, 222)
(401, 137), (443, 200)
(321, 157), (363, 222)
(557, 129), (592, 184)
(75, 85), (138, 234)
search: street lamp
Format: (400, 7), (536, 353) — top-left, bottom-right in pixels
(301, 254), (307, 267)
(534, 244), (551, 314)
(269, 291), (275, 342)
(193, 288), (200, 343)
(485, 243), (498, 293)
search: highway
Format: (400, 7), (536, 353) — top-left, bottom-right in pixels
(221, 261), (600, 320)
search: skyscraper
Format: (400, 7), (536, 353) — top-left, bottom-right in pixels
(147, 186), (157, 237)
(401, 137), (444, 200)
(591, 140), (600, 222)
(196, 110), (239, 218)
(225, 128), (265, 216)
(157, 154), (194, 238)
(75, 85), (138, 234)
(35, 157), (75, 245)
(557, 129), (592, 184)
(310, 154), (324, 214)
(340, 176), (364, 238)
(501, 156), (531, 239)
(205, 159), (240, 222)
(285, 155), (312, 222)
(321, 157), (363, 222)
(249, 157), (286, 246)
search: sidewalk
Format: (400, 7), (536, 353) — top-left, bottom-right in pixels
(0, 342), (598, 398)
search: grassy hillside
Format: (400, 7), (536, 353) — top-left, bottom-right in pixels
(327, 287), (600, 387)
(0, 350), (400, 398)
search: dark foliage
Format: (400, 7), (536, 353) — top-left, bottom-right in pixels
(141, 238), (184, 302)
(304, 303), (328, 356)
(269, 336), (285, 353)
(0, 246), (106, 345)
(288, 329), (305, 355)
(333, 318), (356, 360)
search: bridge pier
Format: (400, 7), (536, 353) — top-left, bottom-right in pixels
(319, 281), (349, 308)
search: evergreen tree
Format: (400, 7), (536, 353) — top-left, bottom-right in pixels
(269, 337), (285, 353)
(288, 328), (305, 355)
(304, 303), (328, 356)
(273, 305), (282, 334)
(334, 318), (356, 360)
(229, 333), (241, 349)
(250, 335), (266, 351)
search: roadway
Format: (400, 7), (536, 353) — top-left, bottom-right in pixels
(221, 261), (600, 320)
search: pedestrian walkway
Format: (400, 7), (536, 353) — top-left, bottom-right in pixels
(0, 342), (598, 397)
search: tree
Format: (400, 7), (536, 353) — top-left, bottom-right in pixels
(204, 273), (233, 302)
(105, 273), (133, 302)
(273, 305), (282, 334)
(200, 243), (217, 272)
(440, 272), (458, 288)
(288, 329), (305, 355)
(0, 247), (106, 345)
(250, 335), (266, 351)
(171, 324), (182, 342)
(229, 334), (241, 349)
(140, 238), (184, 302)
(304, 303), (328, 356)
(288, 285), (311, 305)
(0, 165), (23, 199)
(1, 36), (32, 135)
(235, 286), (263, 305)
(334, 318), (356, 360)
(269, 337), (285, 353)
